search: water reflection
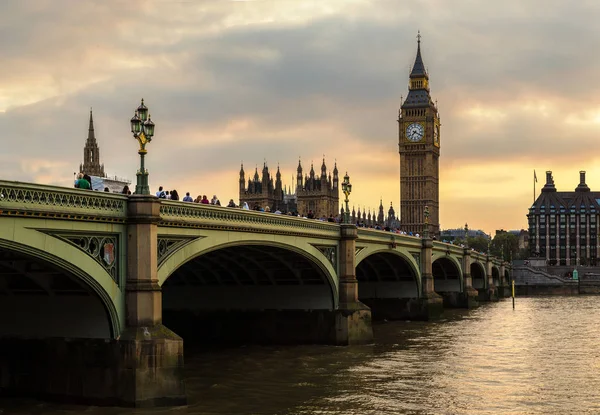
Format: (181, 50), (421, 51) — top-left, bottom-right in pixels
(3, 297), (600, 414)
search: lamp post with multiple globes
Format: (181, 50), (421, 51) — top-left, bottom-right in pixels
(341, 173), (352, 224)
(129, 99), (155, 195)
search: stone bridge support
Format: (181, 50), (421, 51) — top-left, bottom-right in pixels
(498, 262), (509, 298)
(420, 238), (444, 318)
(485, 255), (498, 301)
(461, 248), (479, 308)
(336, 224), (373, 345)
(120, 195), (186, 406)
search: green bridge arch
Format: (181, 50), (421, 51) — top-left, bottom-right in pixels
(156, 229), (340, 308)
(0, 219), (123, 337)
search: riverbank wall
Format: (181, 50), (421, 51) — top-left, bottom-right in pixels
(512, 261), (600, 295)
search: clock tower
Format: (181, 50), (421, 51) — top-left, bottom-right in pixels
(398, 33), (440, 236)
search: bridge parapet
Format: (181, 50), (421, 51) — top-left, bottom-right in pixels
(432, 241), (465, 258)
(159, 200), (340, 239)
(356, 228), (422, 249)
(0, 180), (127, 221)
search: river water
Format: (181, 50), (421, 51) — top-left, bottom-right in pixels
(3, 296), (600, 414)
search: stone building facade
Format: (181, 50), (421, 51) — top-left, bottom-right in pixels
(239, 159), (339, 217)
(398, 34), (440, 236)
(296, 159), (339, 218)
(239, 163), (284, 211)
(528, 171), (599, 266)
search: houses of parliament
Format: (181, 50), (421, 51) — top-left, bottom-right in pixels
(239, 34), (441, 233)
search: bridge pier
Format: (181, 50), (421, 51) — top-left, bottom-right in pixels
(120, 195), (186, 407)
(418, 238), (444, 319)
(460, 248), (479, 308)
(485, 256), (498, 301)
(335, 225), (373, 345)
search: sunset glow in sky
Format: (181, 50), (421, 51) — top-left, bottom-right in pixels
(2, 0), (600, 233)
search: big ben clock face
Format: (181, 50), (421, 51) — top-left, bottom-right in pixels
(405, 123), (424, 142)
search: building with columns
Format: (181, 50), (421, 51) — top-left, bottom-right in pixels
(528, 171), (599, 266)
(398, 34), (441, 237)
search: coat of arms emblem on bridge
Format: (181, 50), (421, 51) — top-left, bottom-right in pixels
(102, 242), (115, 266)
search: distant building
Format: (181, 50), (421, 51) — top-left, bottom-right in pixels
(440, 228), (490, 242)
(238, 158), (339, 217)
(239, 163), (288, 212)
(528, 171), (598, 266)
(295, 159), (339, 218)
(348, 200), (401, 229)
(496, 228), (530, 251)
(398, 34), (441, 237)
(78, 109), (130, 192)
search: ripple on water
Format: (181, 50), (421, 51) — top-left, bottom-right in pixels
(4, 297), (600, 414)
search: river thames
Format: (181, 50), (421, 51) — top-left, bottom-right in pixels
(3, 296), (600, 414)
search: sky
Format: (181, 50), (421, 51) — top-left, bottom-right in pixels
(2, 0), (600, 233)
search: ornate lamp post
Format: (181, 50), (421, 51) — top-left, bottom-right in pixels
(487, 233), (492, 255)
(464, 223), (469, 247)
(130, 99), (155, 195)
(341, 172), (352, 224)
(423, 205), (430, 238)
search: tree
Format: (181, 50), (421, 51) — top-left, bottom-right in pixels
(490, 232), (519, 260)
(468, 235), (490, 253)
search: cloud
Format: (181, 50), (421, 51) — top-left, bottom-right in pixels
(2, 0), (600, 233)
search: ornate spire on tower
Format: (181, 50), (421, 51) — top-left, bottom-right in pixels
(80, 108), (106, 177)
(410, 30), (428, 80)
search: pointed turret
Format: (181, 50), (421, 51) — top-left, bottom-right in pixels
(402, 32), (433, 108)
(388, 202), (396, 220)
(321, 157), (327, 179)
(80, 108), (105, 177)
(239, 163), (245, 192)
(377, 198), (385, 224)
(410, 31), (428, 80)
(87, 109), (96, 143)
(275, 164), (282, 194)
(333, 161), (339, 189)
(296, 159), (303, 189)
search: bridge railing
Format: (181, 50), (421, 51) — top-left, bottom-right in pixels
(356, 228), (422, 249)
(159, 201), (341, 239)
(0, 180), (128, 221)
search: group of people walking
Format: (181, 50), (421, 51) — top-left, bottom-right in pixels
(155, 186), (224, 205)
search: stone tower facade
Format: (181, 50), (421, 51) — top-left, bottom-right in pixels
(79, 109), (106, 178)
(296, 159), (339, 218)
(239, 163), (284, 211)
(398, 34), (440, 236)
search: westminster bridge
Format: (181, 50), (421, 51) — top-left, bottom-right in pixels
(0, 180), (510, 407)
